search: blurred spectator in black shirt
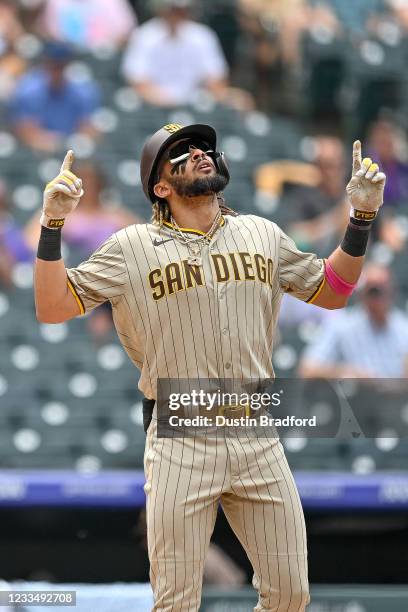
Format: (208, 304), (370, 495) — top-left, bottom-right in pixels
(255, 136), (349, 254)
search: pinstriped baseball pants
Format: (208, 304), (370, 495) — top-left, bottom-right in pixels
(144, 420), (310, 612)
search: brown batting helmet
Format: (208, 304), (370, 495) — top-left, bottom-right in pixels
(140, 123), (221, 203)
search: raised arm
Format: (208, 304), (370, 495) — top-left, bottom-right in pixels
(34, 150), (84, 323)
(311, 140), (386, 309)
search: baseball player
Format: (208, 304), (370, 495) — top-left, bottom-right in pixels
(34, 123), (386, 611)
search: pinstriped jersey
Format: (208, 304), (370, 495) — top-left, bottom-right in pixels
(66, 214), (325, 399)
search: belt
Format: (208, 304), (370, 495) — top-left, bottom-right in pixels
(142, 397), (155, 433)
(142, 397), (254, 434)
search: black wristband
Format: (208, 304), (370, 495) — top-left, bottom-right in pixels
(37, 226), (62, 261)
(341, 219), (372, 257)
(349, 217), (372, 228)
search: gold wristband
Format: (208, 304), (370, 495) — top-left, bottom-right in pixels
(350, 208), (377, 221)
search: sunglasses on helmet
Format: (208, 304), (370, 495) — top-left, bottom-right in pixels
(166, 138), (214, 165)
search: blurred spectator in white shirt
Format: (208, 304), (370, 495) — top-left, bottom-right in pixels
(298, 264), (408, 379)
(122, 0), (253, 110)
(38, 0), (136, 51)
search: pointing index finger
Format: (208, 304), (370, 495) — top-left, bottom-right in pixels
(60, 150), (74, 173)
(352, 140), (362, 175)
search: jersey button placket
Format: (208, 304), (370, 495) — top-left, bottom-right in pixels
(209, 229), (232, 376)
(218, 285), (232, 374)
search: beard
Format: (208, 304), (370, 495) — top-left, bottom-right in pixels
(167, 172), (228, 198)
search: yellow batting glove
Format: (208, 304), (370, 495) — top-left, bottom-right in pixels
(40, 150), (84, 229)
(346, 140), (386, 221)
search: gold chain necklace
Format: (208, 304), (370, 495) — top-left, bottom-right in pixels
(170, 210), (222, 266)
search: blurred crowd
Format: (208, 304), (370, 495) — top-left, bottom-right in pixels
(1, 3), (407, 593)
(1, 0), (408, 371)
(2, 0), (408, 127)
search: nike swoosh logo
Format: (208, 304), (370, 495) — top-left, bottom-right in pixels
(153, 238), (173, 247)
